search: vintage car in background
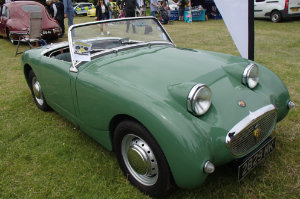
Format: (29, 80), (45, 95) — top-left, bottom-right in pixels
(21, 17), (294, 197)
(73, 2), (95, 16)
(0, 1), (61, 44)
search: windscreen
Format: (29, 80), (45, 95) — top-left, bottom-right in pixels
(69, 17), (172, 63)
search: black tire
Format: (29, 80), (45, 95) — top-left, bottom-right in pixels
(28, 70), (51, 111)
(271, 10), (282, 23)
(113, 120), (175, 197)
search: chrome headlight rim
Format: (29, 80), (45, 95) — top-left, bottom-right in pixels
(242, 63), (259, 89)
(187, 84), (212, 116)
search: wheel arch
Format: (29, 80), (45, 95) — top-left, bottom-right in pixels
(271, 9), (281, 14)
(109, 114), (144, 150)
(24, 64), (33, 88)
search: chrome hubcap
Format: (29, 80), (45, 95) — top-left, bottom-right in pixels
(121, 134), (158, 186)
(272, 14), (278, 21)
(32, 77), (44, 105)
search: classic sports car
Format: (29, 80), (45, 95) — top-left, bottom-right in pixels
(0, 1), (61, 44)
(21, 17), (294, 197)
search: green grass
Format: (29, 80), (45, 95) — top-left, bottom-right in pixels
(0, 17), (299, 198)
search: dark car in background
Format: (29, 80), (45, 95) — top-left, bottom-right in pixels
(0, 1), (61, 44)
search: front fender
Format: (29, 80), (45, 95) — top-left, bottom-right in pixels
(130, 100), (215, 189)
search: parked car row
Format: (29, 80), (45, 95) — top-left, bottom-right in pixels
(1, 0), (299, 46)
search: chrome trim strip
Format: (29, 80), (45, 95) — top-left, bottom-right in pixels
(68, 17), (174, 73)
(226, 104), (277, 144)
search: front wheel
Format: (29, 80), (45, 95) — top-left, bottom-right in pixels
(29, 70), (50, 111)
(113, 120), (175, 197)
(271, 11), (282, 23)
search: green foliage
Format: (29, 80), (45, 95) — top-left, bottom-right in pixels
(0, 17), (299, 198)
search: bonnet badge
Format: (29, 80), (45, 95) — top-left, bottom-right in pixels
(238, 100), (246, 107)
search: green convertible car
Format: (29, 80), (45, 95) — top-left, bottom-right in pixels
(21, 17), (295, 197)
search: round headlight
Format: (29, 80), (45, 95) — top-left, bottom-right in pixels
(242, 63), (259, 89)
(187, 84), (212, 116)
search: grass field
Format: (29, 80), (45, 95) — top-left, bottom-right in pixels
(0, 17), (299, 198)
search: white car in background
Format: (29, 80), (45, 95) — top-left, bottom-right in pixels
(254, 0), (300, 22)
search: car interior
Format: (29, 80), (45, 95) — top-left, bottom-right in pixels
(45, 47), (71, 62)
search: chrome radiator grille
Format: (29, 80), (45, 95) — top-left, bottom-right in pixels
(226, 105), (278, 156)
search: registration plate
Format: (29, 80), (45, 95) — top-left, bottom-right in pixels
(42, 30), (52, 35)
(291, 8), (299, 12)
(238, 137), (276, 181)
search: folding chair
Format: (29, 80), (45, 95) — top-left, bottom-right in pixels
(15, 11), (43, 56)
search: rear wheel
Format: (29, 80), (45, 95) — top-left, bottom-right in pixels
(29, 70), (50, 111)
(113, 120), (175, 197)
(271, 10), (282, 23)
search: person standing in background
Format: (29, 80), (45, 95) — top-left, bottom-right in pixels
(63, 0), (74, 28)
(136, 0), (145, 16)
(120, 0), (140, 33)
(96, 0), (110, 35)
(178, 0), (186, 21)
(150, 0), (159, 17)
(46, 0), (56, 18)
(53, 0), (65, 37)
(120, 0), (140, 18)
(107, 0), (113, 19)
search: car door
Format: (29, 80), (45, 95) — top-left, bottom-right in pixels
(79, 4), (85, 14)
(83, 4), (89, 14)
(254, 0), (267, 18)
(38, 56), (77, 121)
(0, 6), (8, 37)
(75, 5), (81, 15)
(289, 0), (300, 14)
